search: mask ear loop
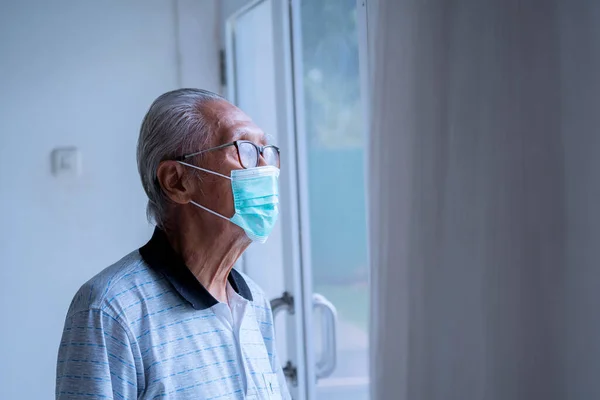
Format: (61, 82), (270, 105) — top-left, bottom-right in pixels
(189, 200), (230, 221)
(177, 161), (233, 221)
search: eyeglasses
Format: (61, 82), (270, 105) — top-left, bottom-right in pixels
(176, 140), (280, 169)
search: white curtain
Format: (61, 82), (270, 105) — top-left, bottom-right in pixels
(369, 1), (600, 399)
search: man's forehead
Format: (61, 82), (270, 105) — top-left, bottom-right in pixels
(204, 100), (265, 142)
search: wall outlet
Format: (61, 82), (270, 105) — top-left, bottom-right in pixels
(51, 147), (81, 177)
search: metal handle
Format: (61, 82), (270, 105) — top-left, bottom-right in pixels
(270, 291), (295, 318)
(270, 292), (298, 385)
(313, 293), (337, 380)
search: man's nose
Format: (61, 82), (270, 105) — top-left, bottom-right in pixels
(257, 153), (268, 167)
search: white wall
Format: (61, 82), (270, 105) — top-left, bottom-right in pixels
(0, 1), (219, 398)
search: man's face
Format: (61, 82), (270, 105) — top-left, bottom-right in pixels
(188, 100), (269, 220)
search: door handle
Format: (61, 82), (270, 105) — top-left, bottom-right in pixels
(270, 291), (295, 318)
(270, 292), (298, 385)
(313, 293), (337, 380)
(269, 292), (338, 383)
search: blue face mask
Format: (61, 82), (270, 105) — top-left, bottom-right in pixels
(178, 162), (280, 243)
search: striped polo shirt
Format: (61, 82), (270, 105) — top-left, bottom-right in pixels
(56, 228), (290, 399)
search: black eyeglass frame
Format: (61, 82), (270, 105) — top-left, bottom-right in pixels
(175, 140), (280, 169)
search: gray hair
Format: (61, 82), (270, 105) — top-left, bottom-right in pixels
(137, 88), (224, 228)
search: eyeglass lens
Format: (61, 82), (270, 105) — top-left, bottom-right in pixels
(237, 141), (279, 168)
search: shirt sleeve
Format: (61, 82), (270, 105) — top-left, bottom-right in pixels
(56, 309), (139, 400)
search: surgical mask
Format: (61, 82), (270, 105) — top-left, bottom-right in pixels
(178, 162), (280, 243)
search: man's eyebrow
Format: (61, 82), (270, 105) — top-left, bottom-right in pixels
(232, 129), (269, 144)
(231, 129), (248, 140)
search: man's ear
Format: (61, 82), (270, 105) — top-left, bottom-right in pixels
(156, 161), (193, 205)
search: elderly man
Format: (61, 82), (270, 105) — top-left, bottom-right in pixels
(56, 89), (290, 399)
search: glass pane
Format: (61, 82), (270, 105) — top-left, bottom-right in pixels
(299, 1), (369, 399)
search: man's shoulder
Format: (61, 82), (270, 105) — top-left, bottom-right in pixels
(66, 249), (159, 317)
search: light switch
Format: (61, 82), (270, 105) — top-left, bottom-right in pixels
(51, 147), (81, 177)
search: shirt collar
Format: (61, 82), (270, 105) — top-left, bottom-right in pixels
(139, 227), (253, 310)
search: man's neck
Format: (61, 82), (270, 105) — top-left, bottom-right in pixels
(165, 216), (250, 304)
